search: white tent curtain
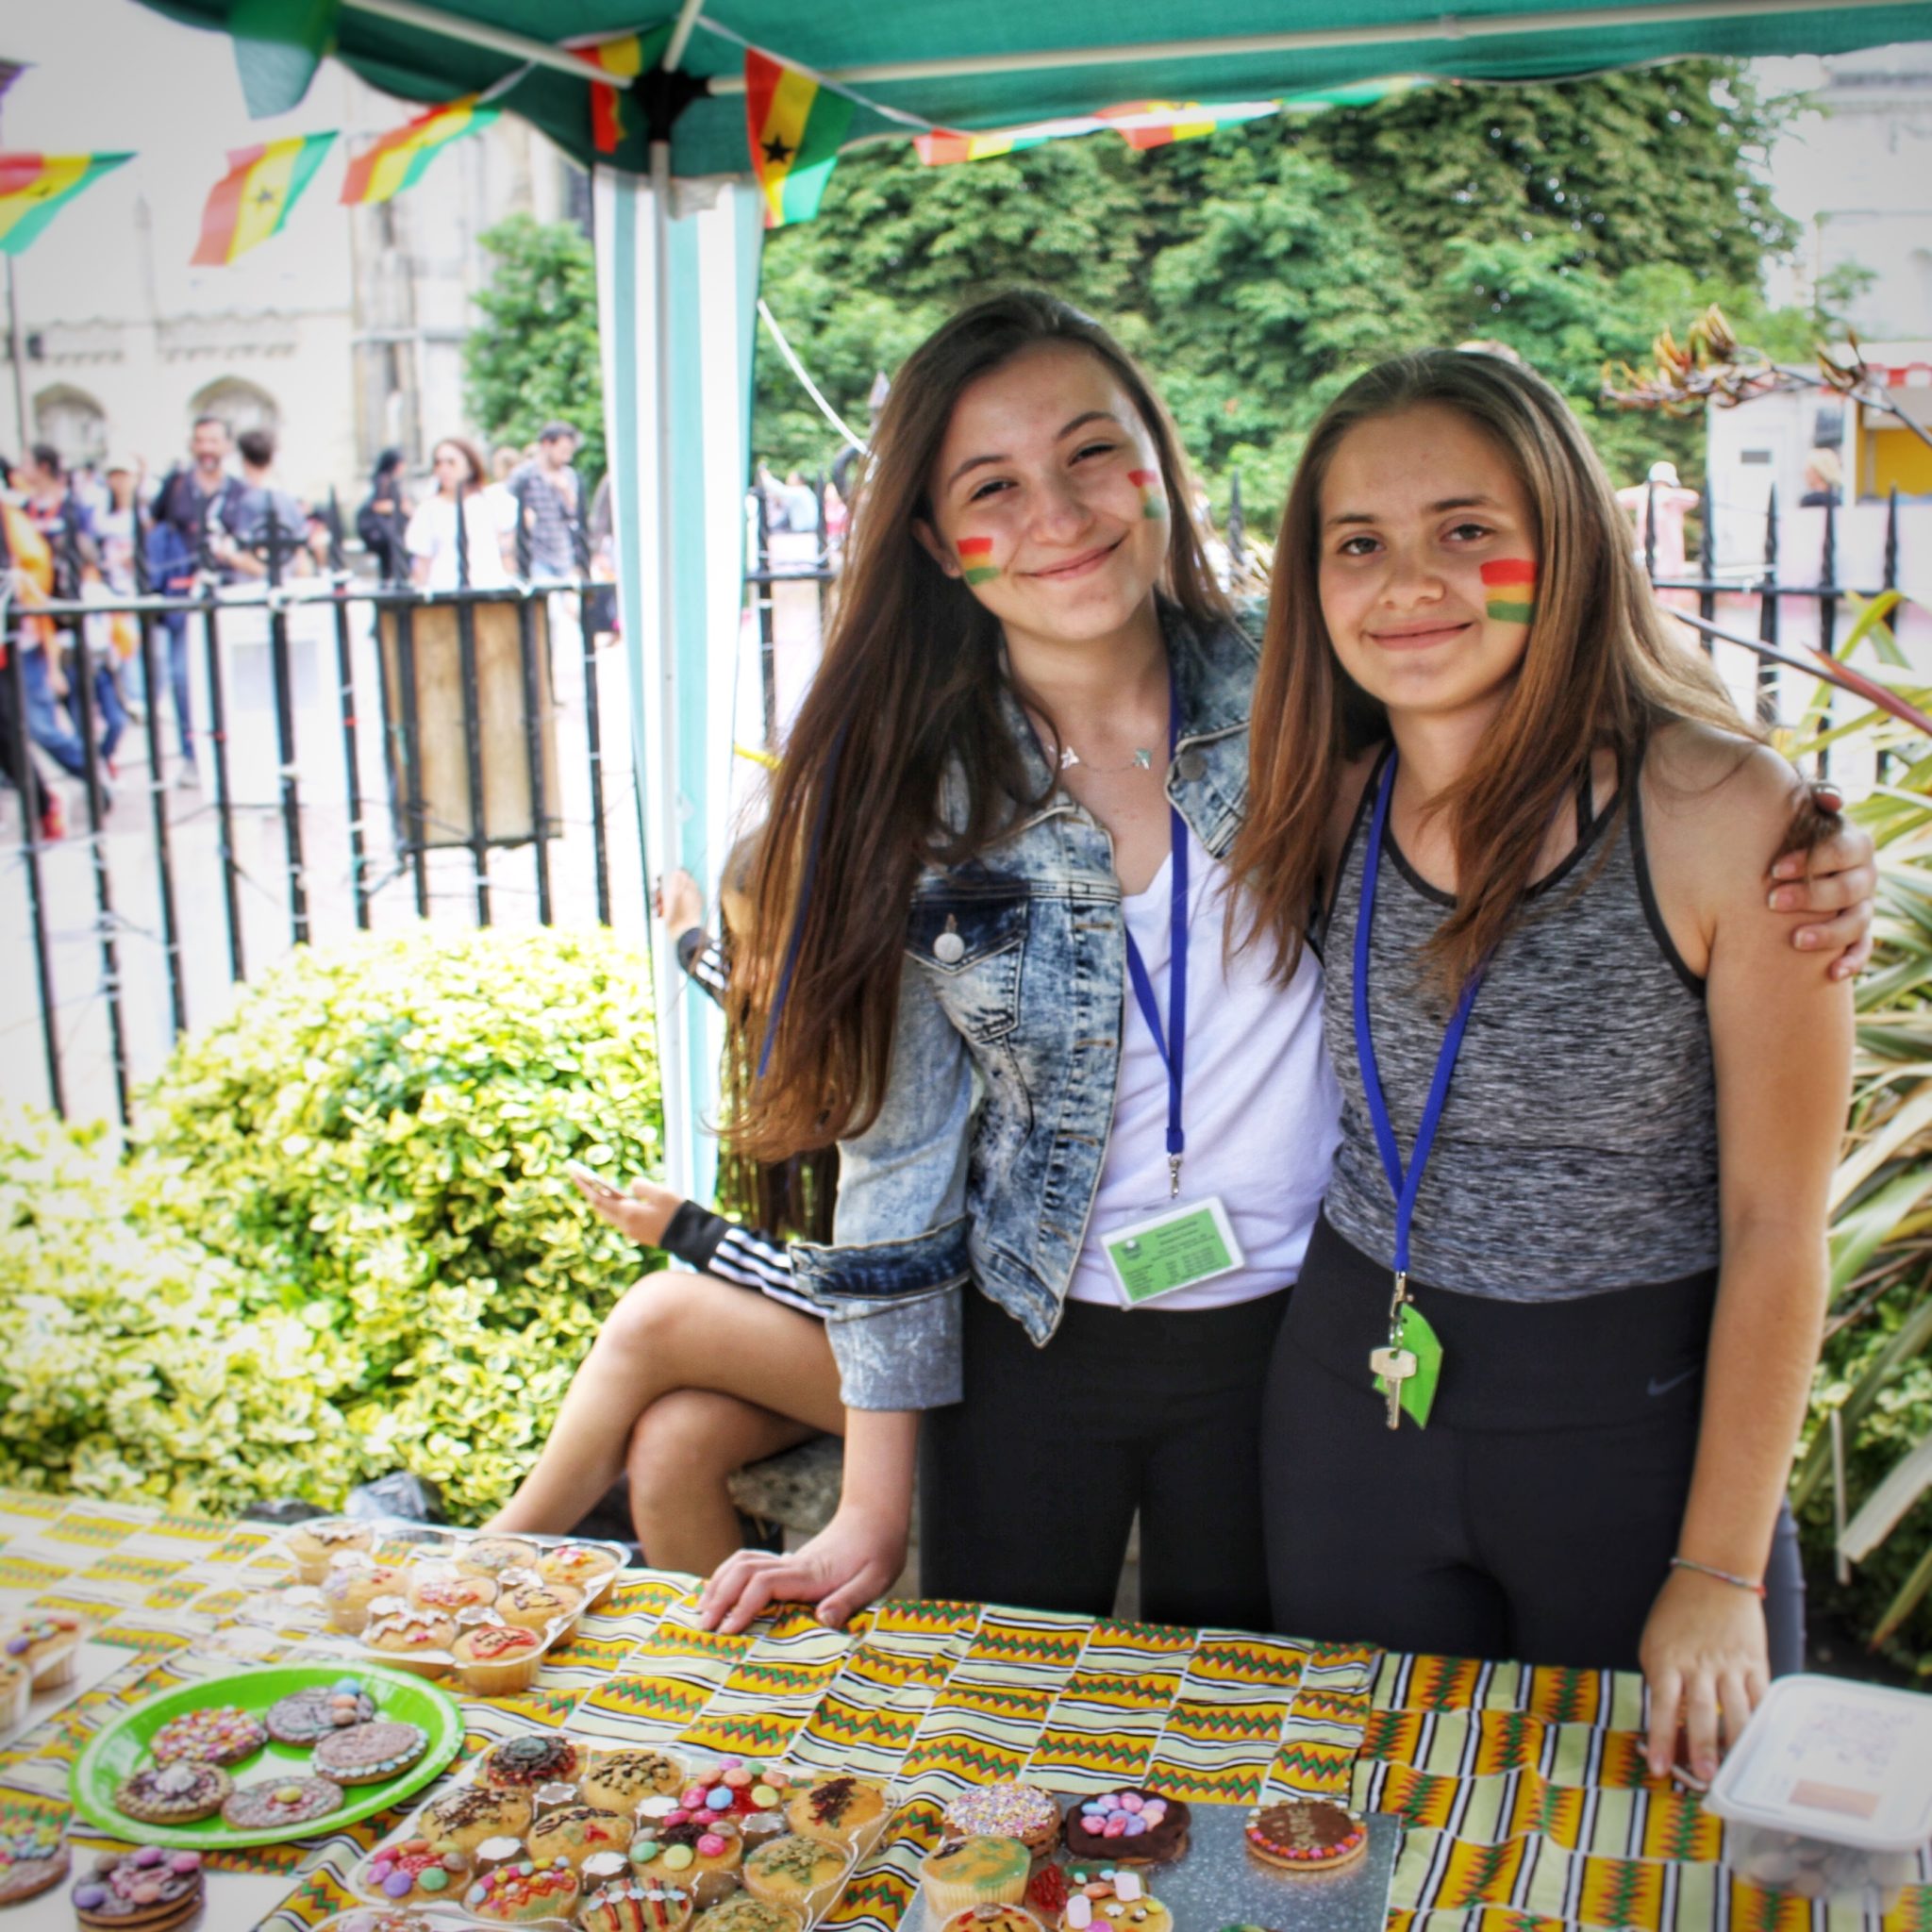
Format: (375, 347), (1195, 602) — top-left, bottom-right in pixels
(592, 163), (764, 1203)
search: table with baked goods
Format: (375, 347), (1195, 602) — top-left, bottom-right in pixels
(0, 1488), (1924, 1932)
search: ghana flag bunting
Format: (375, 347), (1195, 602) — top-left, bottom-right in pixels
(745, 50), (854, 228)
(341, 95), (498, 206)
(192, 132), (334, 264)
(574, 25), (671, 157)
(1096, 100), (1279, 151)
(0, 153), (131, 257)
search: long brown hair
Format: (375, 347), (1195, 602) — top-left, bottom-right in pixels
(731, 291), (1229, 1160)
(1232, 348), (1745, 993)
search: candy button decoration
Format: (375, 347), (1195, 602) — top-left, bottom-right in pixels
(707, 1787), (734, 1811)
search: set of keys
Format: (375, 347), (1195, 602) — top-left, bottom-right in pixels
(1371, 1269), (1418, 1431)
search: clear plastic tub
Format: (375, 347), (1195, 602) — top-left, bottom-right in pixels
(1705, 1673), (1932, 1905)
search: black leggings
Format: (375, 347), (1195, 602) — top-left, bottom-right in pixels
(921, 1284), (1291, 1628)
(1263, 1216), (1804, 1673)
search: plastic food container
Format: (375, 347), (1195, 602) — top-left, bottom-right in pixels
(1705, 1673), (1932, 1904)
(270, 1522), (629, 1696)
(351, 1740), (883, 1927)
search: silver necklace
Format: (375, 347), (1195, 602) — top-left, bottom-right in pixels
(1059, 743), (1154, 774)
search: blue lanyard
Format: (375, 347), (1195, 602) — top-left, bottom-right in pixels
(1353, 749), (1484, 1279)
(1123, 664), (1190, 1197)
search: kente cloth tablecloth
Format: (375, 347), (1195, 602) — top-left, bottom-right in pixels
(0, 1489), (1924, 1932)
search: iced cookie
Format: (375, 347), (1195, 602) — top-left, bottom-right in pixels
(313, 1718), (428, 1785)
(71, 1845), (204, 1930)
(1243, 1800), (1367, 1874)
(114, 1760), (232, 1825)
(221, 1774), (344, 1833)
(0, 1822), (67, 1905)
(149, 1702), (265, 1767)
(266, 1677), (375, 1743)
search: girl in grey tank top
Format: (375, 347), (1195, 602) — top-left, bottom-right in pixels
(1239, 349), (1853, 1790)
(1321, 742), (1720, 1297)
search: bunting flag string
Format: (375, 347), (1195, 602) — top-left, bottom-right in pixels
(917, 98), (1279, 165)
(572, 25), (672, 157)
(744, 50), (856, 229)
(0, 152), (131, 257)
(340, 94), (499, 206)
(191, 131), (335, 264)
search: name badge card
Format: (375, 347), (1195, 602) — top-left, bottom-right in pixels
(1101, 1195), (1245, 1306)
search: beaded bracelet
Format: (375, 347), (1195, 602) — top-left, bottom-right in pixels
(1671, 1555), (1766, 1598)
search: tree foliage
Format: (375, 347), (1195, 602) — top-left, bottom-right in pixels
(755, 60), (1840, 523)
(465, 213), (607, 487)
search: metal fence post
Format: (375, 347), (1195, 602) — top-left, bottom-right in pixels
(132, 513), (188, 1036)
(263, 498), (309, 946)
(1757, 486), (1779, 727)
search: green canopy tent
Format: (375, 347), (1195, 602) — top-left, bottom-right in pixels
(139, 0), (1932, 1195)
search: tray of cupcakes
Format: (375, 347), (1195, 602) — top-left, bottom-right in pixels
(350, 1736), (895, 1928)
(902, 1780), (1399, 1932)
(275, 1520), (630, 1695)
(69, 1661), (466, 1851)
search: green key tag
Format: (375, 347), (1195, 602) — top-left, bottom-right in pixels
(1396, 1301), (1443, 1428)
(1101, 1195), (1245, 1306)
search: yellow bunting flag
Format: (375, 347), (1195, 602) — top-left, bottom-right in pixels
(192, 133), (335, 264)
(340, 96), (499, 206)
(0, 153), (131, 257)
(744, 50), (854, 228)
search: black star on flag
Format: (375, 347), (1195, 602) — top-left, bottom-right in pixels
(761, 134), (795, 167)
(255, 187), (279, 207)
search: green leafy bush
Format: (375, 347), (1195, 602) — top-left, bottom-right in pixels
(0, 1104), (365, 1513)
(126, 925), (664, 1523)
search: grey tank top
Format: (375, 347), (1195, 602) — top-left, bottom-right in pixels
(1321, 744), (1720, 1299)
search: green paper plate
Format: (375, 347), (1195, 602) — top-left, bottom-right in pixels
(70, 1661), (466, 1851)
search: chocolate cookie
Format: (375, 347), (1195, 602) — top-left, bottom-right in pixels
(265, 1677), (375, 1743)
(313, 1718), (428, 1785)
(1243, 1800), (1367, 1873)
(1063, 1790), (1191, 1864)
(0, 1822), (68, 1905)
(71, 1845), (205, 1930)
(221, 1774), (345, 1832)
(114, 1760), (233, 1824)
(149, 1702), (266, 1767)
(480, 1731), (581, 1787)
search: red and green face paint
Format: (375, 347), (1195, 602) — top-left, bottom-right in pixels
(1127, 468), (1167, 520)
(1480, 558), (1537, 625)
(957, 536), (999, 586)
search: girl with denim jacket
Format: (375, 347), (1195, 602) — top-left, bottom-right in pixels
(699, 297), (1874, 1639)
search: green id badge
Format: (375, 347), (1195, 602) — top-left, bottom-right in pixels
(1101, 1196), (1245, 1306)
(1395, 1302), (1443, 1428)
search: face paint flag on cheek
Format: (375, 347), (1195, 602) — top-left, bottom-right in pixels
(958, 536), (999, 585)
(1480, 558), (1537, 625)
(1127, 469), (1167, 520)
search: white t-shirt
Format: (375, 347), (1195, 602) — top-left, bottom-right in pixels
(405, 491), (516, 591)
(1066, 828), (1341, 1310)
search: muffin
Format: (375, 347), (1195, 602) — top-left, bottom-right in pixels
(536, 1541), (625, 1607)
(497, 1578), (584, 1634)
(581, 1747), (687, 1810)
(784, 1775), (891, 1854)
(1, 1614), (86, 1690)
(920, 1838), (1032, 1918)
(526, 1804), (635, 1871)
(460, 1858), (582, 1922)
(362, 1838), (473, 1905)
(632, 1814), (741, 1884)
(741, 1834), (851, 1921)
(420, 1783), (534, 1857)
(943, 1784), (1060, 1860)
(696, 1897), (803, 1932)
(582, 1877), (695, 1932)
(678, 1761), (791, 1826)
(454, 1536), (540, 1581)
(286, 1518), (373, 1583)
(950, 1909), (1047, 1932)
(452, 1622), (546, 1695)
(322, 1559), (410, 1634)
(480, 1733), (582, 1789)
(0, 1656), (31, 1728)
(409, 1566), (500, 1615)
(363, 1608), (457, 1676)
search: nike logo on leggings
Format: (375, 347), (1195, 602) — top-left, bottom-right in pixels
(1646, 1364), (1701, 1398)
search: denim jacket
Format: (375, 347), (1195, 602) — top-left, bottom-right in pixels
(789, 604), (1260, 1409)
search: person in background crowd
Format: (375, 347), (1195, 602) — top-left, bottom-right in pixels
(1800, 449), (1844, 508)
(0, 474), (65, 841)
(149, 414), (244, 782)
(405, 437), (516, 591)
(85, 457), (144, 740)
(17, 445), (97, 786)
(212, 427), (310, 581)
(355, 448), (411, 583)
(508, 423), (586, 582)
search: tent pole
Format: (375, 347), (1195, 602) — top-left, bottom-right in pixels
(701, 0), (1927, 92)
